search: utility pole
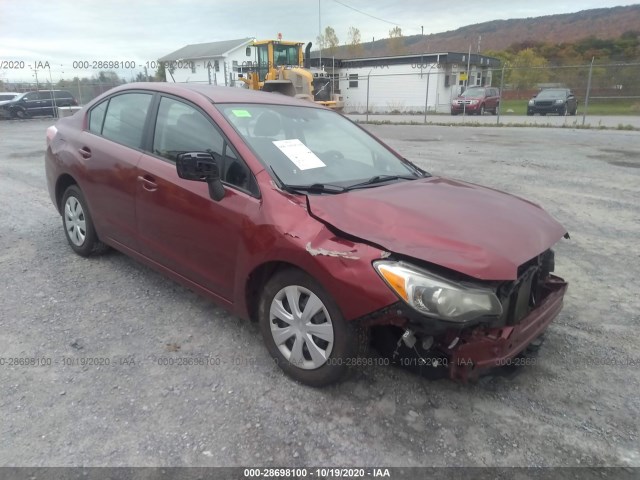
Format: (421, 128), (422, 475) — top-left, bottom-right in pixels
(421, 26), (424, 36)
(318, 0), (322, 67)
(32, 67), (40, 90)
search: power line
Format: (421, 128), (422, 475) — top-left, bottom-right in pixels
(331, 0), (401, 27)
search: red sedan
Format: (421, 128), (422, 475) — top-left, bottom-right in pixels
(45, 83), (568, 386)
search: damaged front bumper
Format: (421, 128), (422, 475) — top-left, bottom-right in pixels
(366, 275), (568, 381)
(447, 275), (567, 380)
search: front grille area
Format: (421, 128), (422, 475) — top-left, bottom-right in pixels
(535, 101), (553, 107)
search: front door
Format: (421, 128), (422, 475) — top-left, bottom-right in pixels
(135, 95), (259, 301)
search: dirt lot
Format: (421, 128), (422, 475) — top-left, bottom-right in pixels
(0, 118), (638, 467)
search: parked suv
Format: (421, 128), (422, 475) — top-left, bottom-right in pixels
(451, 86), (500, 115)
(527, 88), (577, 116)
(0, 90), (78, 119)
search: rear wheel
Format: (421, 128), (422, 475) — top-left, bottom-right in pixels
(61, 185), (108, 257)
(258, 268), (363, 387)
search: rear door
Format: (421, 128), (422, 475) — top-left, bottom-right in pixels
(78, 91), (154, 250)
(38, 91), (54, 116)
(487, 88), (498, 110)
(135, 95), (260, 301)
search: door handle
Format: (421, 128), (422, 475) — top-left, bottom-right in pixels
(78, 147), (91, 159)
(138, 175), (158, 191)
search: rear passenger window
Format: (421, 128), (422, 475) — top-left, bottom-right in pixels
(89, 101), (107, 134)
(101, 93), (152, 149)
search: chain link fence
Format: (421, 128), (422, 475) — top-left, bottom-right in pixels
(332, 61), (640, 123)
(2, 62), (639, 124)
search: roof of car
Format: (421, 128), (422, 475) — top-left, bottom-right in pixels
(111, 82), (323, 108)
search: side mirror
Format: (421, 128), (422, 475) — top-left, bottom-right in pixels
(176, 152), (225, 201)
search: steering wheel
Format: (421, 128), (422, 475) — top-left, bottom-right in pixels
(321, 150), (345, 163)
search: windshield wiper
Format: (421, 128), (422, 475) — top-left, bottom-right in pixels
(346, 174), (418, 190)
(285, 183), (347, 194)
(269, 166), (346, 194)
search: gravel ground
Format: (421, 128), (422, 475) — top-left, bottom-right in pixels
(0, 118), (638, 467)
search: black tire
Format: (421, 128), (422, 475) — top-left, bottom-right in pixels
(258, 268), (364, 387)
(492, 103), (499, 115)
(13, 108), (29, 119)
(559, 105), (567, 116)
(478, 104), (485, 115)
(61, 185), (108, 257)
(527, 111), (533, 116)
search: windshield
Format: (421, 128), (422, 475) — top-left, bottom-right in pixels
(273, 44), (299, 66)
(536, 89), (567, 99)
(460, 87), (485, 98)
(218, 104), (421, 189)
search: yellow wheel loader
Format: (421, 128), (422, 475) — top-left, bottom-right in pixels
(239, 40), (344, 110)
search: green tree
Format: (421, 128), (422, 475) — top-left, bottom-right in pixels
(317, 26), (339, 55)
(510, 48), (549, 89)
(155, 60), (167, 82)
(346, 26), (363, 56)
(388, 26), (403, 55)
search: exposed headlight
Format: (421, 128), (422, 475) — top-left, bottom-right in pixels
(555, 99), (564, 104)
(528, 99), (535, 106)
(374, 261), (502, 322)
(470, 100), (478, 105)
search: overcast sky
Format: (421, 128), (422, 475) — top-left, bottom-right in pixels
(1, 0), (636, 81)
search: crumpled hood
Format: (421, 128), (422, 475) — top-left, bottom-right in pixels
(307, 177), (567, 280)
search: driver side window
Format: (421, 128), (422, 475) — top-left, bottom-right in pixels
(152, 96), (257, 194)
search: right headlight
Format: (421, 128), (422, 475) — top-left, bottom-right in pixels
(374, 261), (502, 323)
(528, 99), (535, 106)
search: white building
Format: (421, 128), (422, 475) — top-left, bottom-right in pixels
(159, 39), (501, 113)
(315, 52), (501, 114)
(159, 38), (255, 86)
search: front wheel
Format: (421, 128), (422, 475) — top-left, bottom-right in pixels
(258, 268), (363, 387)
(478, 105), (485, 115)
(13, 108), (29, 119)
(61, 185), (108, 257)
